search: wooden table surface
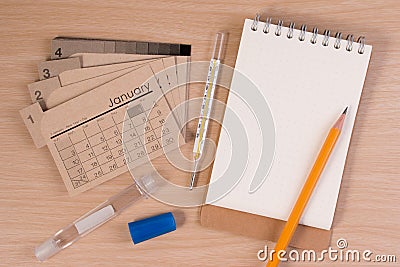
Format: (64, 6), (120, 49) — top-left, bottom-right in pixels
(1, 0), (399, 266)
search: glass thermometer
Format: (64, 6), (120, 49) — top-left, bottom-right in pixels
(35, 174), (159, 261)
(190, 32), (225, 189)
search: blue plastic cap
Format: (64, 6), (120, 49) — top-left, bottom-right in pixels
(128, 212), (176, 244)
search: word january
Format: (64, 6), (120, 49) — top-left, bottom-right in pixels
(108, 83), (150, 108)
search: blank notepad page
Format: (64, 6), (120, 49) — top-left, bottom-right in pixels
(206, 19), (372, 230)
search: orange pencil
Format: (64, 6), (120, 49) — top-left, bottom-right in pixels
(266, 107), (348, 267)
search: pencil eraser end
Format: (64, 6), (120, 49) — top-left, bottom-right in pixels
(128, 212), (176, 244)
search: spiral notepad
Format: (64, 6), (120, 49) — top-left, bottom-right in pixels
(202, 16), (372, 248)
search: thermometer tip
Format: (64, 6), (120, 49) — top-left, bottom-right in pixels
(189, 172), (196, 190)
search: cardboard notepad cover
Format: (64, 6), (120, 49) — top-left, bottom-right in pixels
(200, 205), (331, 250)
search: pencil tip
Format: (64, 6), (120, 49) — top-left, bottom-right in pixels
(342, 106), (348, 115)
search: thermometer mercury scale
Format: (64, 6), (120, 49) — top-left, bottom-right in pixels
(190, 32), (225, 189)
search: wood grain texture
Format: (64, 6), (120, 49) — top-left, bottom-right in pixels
(0, 0), (399, 266)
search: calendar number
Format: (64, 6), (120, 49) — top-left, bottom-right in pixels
(43, 68), (51, 79)
(55, 47), (62, 58)
(34, 90), (43, 101)
(27, 115), (34, 123)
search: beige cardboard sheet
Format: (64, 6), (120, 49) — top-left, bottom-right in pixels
(20, 64), (184, 195)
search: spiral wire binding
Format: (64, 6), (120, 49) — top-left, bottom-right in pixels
(322, 29), (331, 46)
(287, 22), (295, 39)
(251, 14), (366, 54)
(299, 24), (307, 41)
(357, 36), (365, 54)
(346, 34), (354, 51)
(275, 20), (283, 36)
(334, 32), (342, 49)
(263, 17), (272, 33)
(311, 27), (318, 44)
(251, 14), (260, 31)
